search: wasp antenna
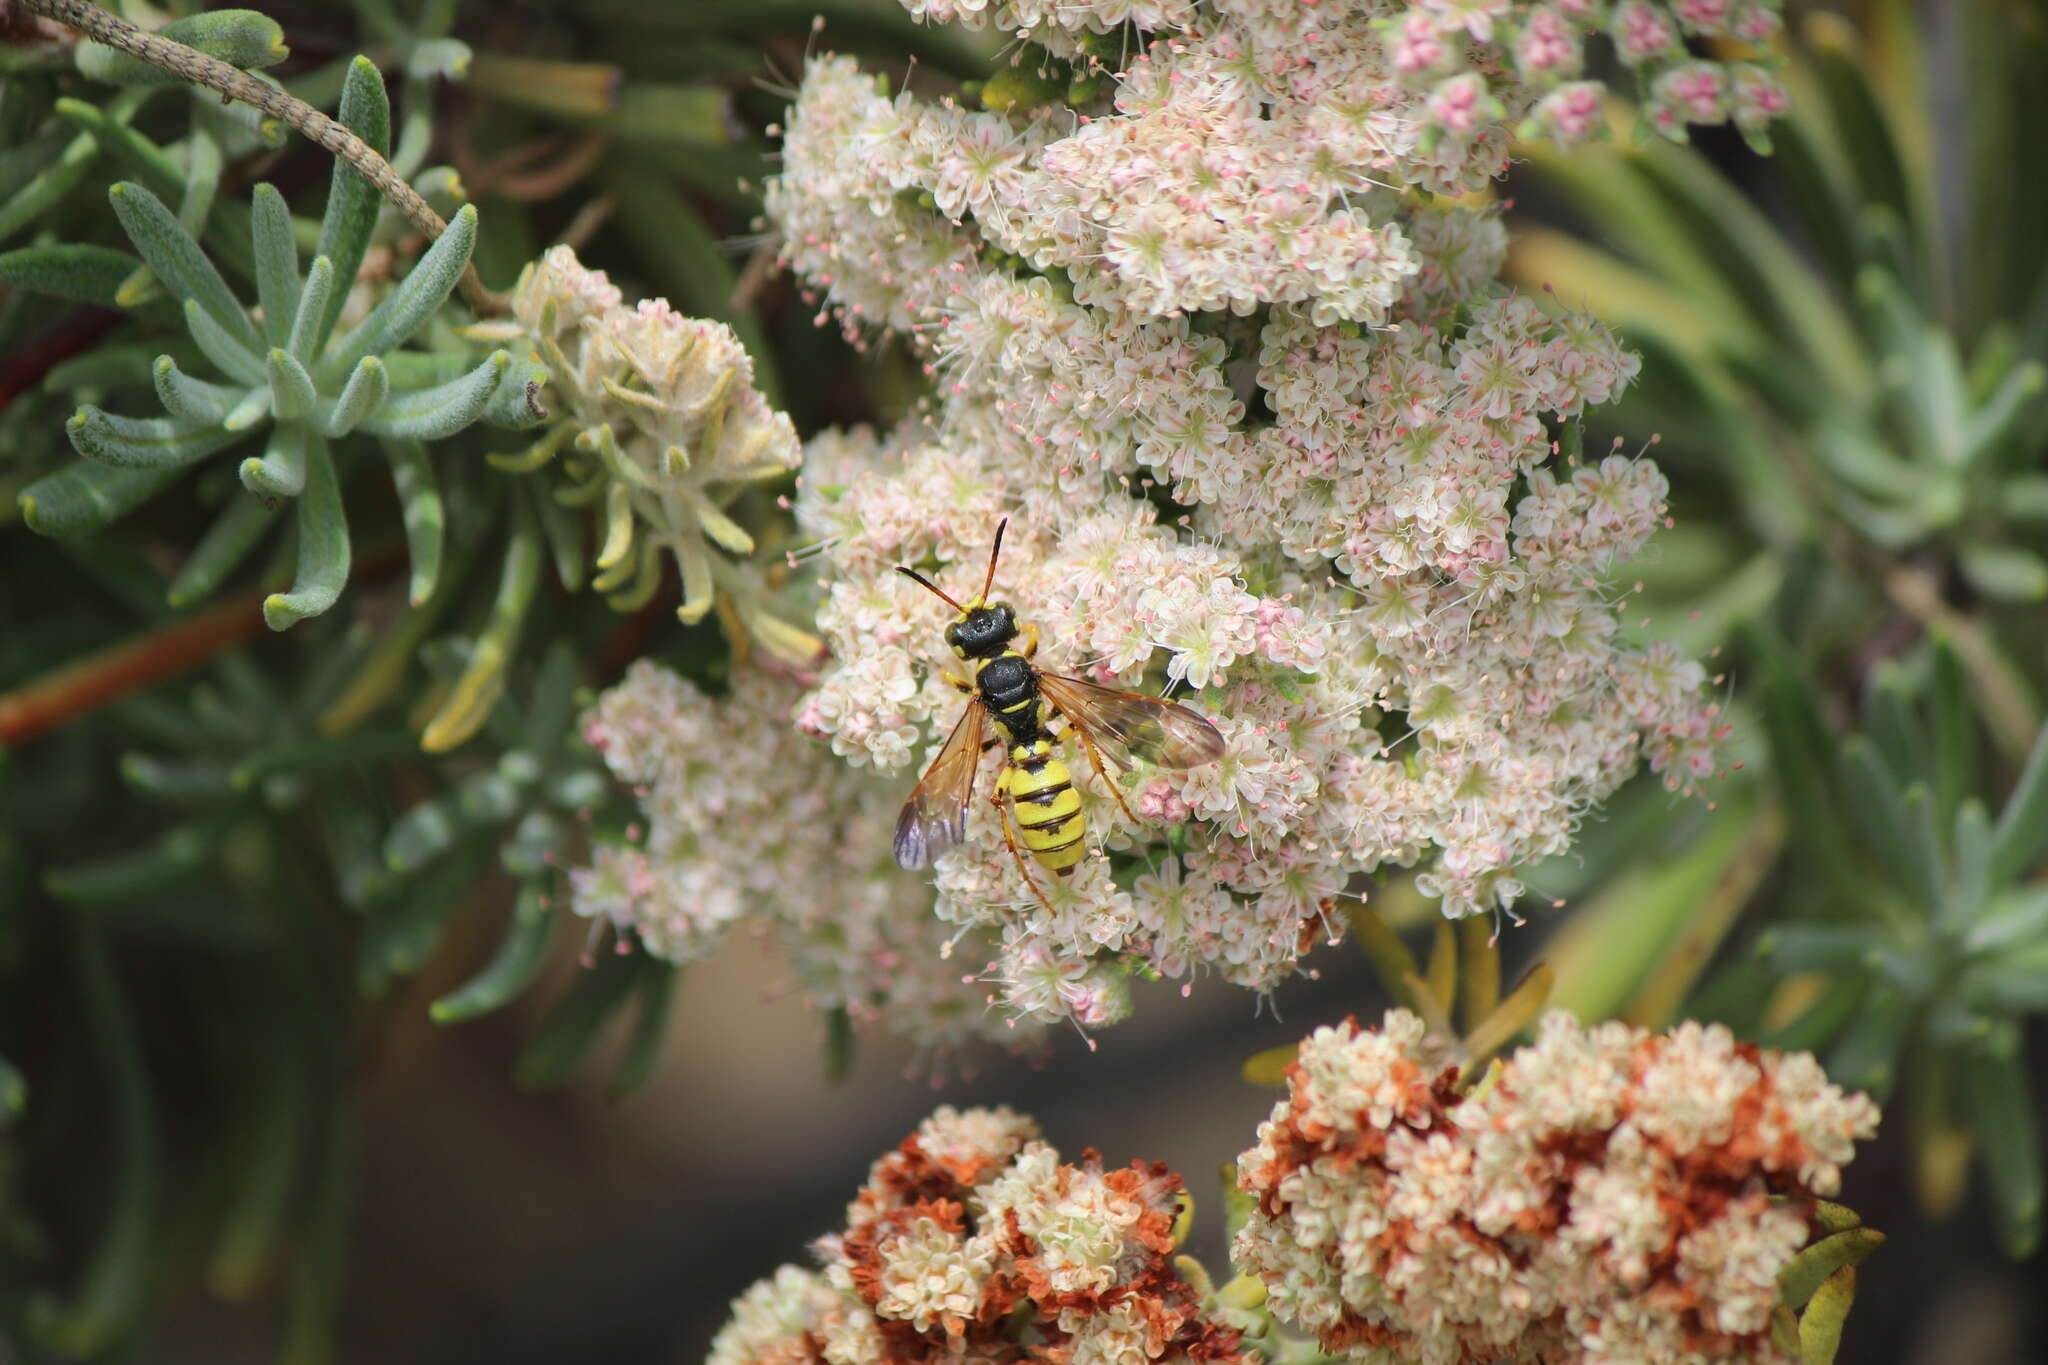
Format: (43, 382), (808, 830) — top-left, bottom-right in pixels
(981, 517), (1009, 604)
(896, 565), (964, 612)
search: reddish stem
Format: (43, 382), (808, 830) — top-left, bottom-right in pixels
(0, 591), (267, 745)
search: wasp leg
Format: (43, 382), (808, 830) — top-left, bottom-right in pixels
(1017, 622), (1040, 659)
(941, 668), (974, 694)
(1045, 695), (1139, 826)
(990, 771), (1056, 916)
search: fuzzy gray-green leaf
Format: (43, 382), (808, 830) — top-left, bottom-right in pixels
(482, 354), (550, 429)
(1989, 721), (2048, 888)
(266, 349), (318, 422)
(20, 463), (183, 537)
(250, 184), (300, 349)
(240, 423), (308, 499)
(263, 435), (350, 630)
(153, 355), (247, 425)
(0, 243), (137, 307)
(76, 9), (289, 85)
(109, 182), (262, 357)
(182, 299), (266, 387)
(322, 356), (390, 437)
(288, 256), (336, 363)
(356, 349), (506, 440)
(381, 438), (443, 606)
(310, 57), (391, 346)
(66, 406), (246, 470)
(322, 204), (479, 383)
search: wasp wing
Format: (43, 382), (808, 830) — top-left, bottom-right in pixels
(1037, 673), (1225, 772)
(893, 698), (989, 870)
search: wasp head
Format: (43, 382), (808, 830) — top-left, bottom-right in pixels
(945, 603), (1017, 659)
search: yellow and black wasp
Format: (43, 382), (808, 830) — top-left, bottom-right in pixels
(892, 519), (1225, 907)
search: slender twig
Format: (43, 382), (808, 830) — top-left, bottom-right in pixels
(0, 589), (268, 745)
(17, 0), (504, 314)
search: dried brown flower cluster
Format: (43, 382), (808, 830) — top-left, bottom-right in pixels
(1234, 1010), (1880, 1365)
(710, 1107), (1245, 1365)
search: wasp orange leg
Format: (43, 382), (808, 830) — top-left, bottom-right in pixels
(1045, 694), (1139, 826)
(990, 772), (1057, 916)
(1016, 622), (1039, 659)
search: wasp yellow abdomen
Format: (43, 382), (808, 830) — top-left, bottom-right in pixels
(1000, 743), (1087, 873)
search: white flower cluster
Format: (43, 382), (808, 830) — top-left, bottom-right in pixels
(572, 661), (1031, 1056)
(710, 1106), (1245, 1365)
(1234, 1010), (1881, 1365)
(483, 248), (809, 642)
(762, 1), (1736, 1030)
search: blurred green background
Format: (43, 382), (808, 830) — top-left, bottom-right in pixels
(2, 0), (2045, 1361)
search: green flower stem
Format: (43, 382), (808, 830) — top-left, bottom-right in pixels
(16, 0), (500, 314)
(419, 499), (541, 753)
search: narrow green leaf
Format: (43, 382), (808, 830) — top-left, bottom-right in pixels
(531, 472), (585, 591)
(167, 495), (278, 607)
(0, 1053), (25, 1122)
(52, 97), (182, 203)
(1778, 1228), (1884, 1311)
(499, 809), (566, 880)
(19, 462), (183, 536)
(1897, 783), (1946, 917)
(179, 124), (223, 236)
(1759, 973), (1867, 1053)
(240, 423), (307, 499)
(516, 949), (643, 1090)
(66, 405), (244, 470)
(421, 501), (543, 752)
(263, 435), (350, 629)
(0, 243), (136, 307)
(1861, 664), (1922, 787)
(321, 203), (479, 383)
(266, 348), (317, 422)
(153, 354), (247, 425)
(355, 348), (506, 440)
(76, 9), (289, 84)
(1929, 639), (1976, 832)
(379, 437), (444, 606)
(46, 823), (214, 902)
(311, 56), (392, 345)
(1825, 983), (1913, 1100)
(183, 299), (267, 387)
(1963, 360), (2046, 464)
(1796, 1265), (1858, 1365)
(1746, 623), (1865, 905)
(44, 343), (172, 394)
(250, 184), (300, 348)
(1958, 544), (2048, 602)
(35, 920), (159, 1359)
(321, 356), (389, 437)
(431, 880), (559, 1022)
(1959, 1030), (2043, 1259)
(109, 181), (262, 356)
(366, 842), (489, 979)
(287, 255), (336, 363)
(0, 131), (98, 248)
(608, 959), (678, 1099)
(1962, 944), (2048, 1012)
(1945, 799), (1993, 931)
(1242, 1043), (1297, 1087)
(206, 1061), (305, 1300)
(1989, 720), (2048, 888)
(1963, 884), (2048, 957)
(482, 352), (550, 429)
(118, 753), (236, 804)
